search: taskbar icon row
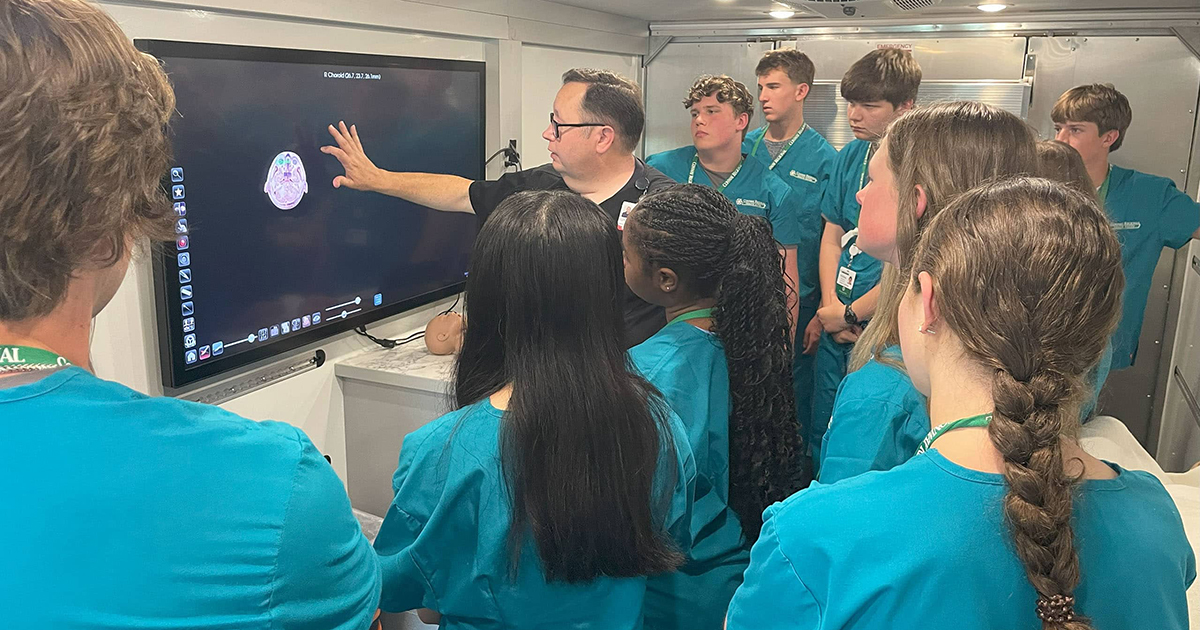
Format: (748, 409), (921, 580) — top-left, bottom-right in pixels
(185, 311), (324, 366)
(184, 339), (223, 366)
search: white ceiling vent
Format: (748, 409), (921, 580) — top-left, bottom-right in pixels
(891, 0), (942, 10)
(796, 0), (943, 18)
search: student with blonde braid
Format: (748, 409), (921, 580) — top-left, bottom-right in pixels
(819, 101), (1038, 484)
(727, 177), (1195, 630)
(623, 184), (805, 630)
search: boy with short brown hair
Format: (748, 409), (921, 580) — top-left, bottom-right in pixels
(1052, 83), (1199, 372)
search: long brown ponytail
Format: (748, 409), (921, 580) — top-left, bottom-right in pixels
(909, 177), (1124, 628)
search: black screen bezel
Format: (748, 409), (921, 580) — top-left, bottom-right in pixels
(136, 39), (484, 391)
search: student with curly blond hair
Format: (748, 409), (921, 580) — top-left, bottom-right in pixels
(648, 75), (808, 337)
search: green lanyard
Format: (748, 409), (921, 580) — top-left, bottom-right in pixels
(0, 345), (71, 374)
(915, 413), (992, 455)
(667, 308), (714, 327)
(748, 123), (809, 170)
(858, 142), (876, 191)
(1097, 164), (1113, 206)
(688, 156), (744, 194)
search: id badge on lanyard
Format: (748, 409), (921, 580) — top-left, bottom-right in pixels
(836, 266), (857, 301)
(617, 201), (635, 230)
(836, 242), (861, 301)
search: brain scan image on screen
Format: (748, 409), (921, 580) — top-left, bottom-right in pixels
(263, 151), (308, 210)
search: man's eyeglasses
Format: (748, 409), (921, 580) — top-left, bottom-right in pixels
(549, 113), (608, 140)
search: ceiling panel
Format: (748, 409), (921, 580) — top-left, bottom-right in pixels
(544, 0), (1200, 25)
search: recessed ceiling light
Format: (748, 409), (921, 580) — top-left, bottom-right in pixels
(977, 3), (1008, 11)
(769, 9), (796, 18)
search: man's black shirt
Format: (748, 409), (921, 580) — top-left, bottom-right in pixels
(468, 159), (673, 347)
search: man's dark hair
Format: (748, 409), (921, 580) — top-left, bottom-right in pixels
(562, 68), (644, 153)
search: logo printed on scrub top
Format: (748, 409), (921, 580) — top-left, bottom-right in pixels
(0, 347), (25, 364)
(789, 170), (818, 183)
(736, 198), (767, 210)
(1111, 221), (1142, 231)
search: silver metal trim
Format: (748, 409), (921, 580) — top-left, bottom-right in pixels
(1173, 366), (1200, 431)
(650, 10), (1200, 38)
(1173, 26), (1200, 60)
(646, 35), (673, 67)
(182, 349), (325, 405)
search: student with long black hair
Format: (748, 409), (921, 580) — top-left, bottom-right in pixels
(623, 184), (805, 630)
(372, 190), (695, 629)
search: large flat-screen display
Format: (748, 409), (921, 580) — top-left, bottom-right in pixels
(136, 40), (483, 389)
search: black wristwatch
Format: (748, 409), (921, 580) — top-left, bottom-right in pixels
(844, 303), (859, 327)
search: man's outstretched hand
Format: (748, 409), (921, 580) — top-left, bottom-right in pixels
(321, 121), (382, 192)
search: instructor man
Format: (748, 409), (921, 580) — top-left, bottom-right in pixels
(323, 68), (671, 346)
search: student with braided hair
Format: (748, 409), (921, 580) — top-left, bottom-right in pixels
(623, 184), (805, 630)
(727, 177), (1194, 630)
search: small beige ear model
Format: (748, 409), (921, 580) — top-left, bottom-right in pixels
(425, 312), (465, 355)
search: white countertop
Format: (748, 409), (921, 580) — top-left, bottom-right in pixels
(333, 341), (455, 394)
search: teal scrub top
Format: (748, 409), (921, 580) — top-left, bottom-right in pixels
(820, 138), (871, 233)
(373, 397), (697, 630)
(821, 139), (883, 307)
(820, 346), (1114, 485)
(630, 323), (746, 630)
(0, 368), (381, 630)
(819, 349), (930, 484)
(647, 146), (802, 247)
(727, 451), (1195, 630)
(743, 126), (837, 301)
(1104, 165), (1199, 370)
